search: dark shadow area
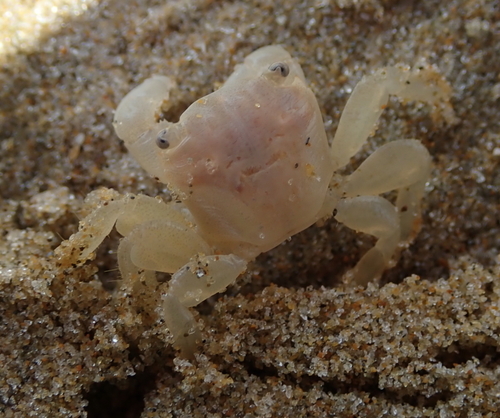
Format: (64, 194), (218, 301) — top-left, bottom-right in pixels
(84, 367), (158, 418)
(436, 340), (500, 368)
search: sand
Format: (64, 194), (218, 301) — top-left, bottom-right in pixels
(0, 0), (499, 416)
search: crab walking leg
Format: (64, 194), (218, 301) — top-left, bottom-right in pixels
(112, 194), (206, 283)
(114, 195), (193, 236)
(396, 177), (429, 243)
(118, 219), (212, 275)
(68, 199), (126, 261)
(117, 238), (156, 288)
(163, 254), (247, 356)
(335, 196), (400, 285)
(168, 255), (248, 307)
(59, 193), (196, 265)
(330, 66), (453, 171)
(343, 139), (431, 243)
(343, 139), (431, 197)
(162, 294), (202, 358)
(355, 141), (433, 243)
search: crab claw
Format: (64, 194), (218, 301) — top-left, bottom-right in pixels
(113, 76), (177, 181)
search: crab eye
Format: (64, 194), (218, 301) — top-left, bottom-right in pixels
(268, 62), (289, 77)
(156, 129), (170, 149)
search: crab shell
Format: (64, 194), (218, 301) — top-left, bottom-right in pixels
(114, 46), (334, 257)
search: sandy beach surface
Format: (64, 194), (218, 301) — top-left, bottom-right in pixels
(0, 0), (499, 416)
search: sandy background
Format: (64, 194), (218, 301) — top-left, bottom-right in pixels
(0, 0), (499, 417)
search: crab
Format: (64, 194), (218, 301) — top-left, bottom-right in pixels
(57, 45), (454, 356)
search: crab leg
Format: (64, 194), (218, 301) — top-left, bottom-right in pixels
(343, 140), (431, 197)
(163, 254), (247, 357)
(343, 139), (431, 244)
(330, 65), (454, 171)
(113, 75), (176, 181)
(334, 196), (400, 285)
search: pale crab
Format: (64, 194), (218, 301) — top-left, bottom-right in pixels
(57, 45), (454, 356)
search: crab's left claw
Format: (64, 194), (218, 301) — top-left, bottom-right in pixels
(113, 76), (178, 182)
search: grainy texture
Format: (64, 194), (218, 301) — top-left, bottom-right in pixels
(0, 0), (499, 417)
